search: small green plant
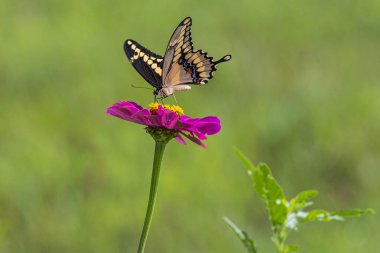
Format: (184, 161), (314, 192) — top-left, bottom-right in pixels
(225, 147), (374, 253)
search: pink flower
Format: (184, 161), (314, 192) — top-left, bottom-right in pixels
(107, 101), (221, 148)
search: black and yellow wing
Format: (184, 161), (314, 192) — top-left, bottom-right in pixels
(124, 39), (164, 88)
(162, 17), (231, 87)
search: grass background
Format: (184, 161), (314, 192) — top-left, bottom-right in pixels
(1, 0), (379, 252)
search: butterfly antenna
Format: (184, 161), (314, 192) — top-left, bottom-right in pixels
(130, 84), (155, 91)
(214, 55), (232, 65)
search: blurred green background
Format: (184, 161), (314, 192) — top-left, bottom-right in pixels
(1, 0), (379, 252)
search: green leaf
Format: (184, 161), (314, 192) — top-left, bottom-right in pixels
(294, 190), (318, 204)
(302, 209), (337, 222)
(234, 148), (288, 226)
(224, 217), (258, 253)
(233, 146), (255, 170)
(289, 190), (318, 212)
(284, 245), (299, 252)
(330, 208), (375, 218)
(253, 163), (288, 227)
(252, 164), (267, 199)
(302, 208), (374, 223)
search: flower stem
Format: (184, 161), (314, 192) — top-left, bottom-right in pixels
(137, 140), (167, 253)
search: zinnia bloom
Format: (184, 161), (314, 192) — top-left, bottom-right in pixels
(107, 100), (221, 253)
(107, 101), (221, 147)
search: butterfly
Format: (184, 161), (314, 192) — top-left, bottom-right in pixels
(124, 17), (231, 98)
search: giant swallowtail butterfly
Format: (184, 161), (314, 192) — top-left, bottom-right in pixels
(124, 17), (231, 98)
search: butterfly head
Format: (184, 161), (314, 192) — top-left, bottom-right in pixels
(154, 87), (172, 99)
(153, 88), (162, 97)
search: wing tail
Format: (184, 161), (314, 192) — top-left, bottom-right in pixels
(214, 55), (232, 65)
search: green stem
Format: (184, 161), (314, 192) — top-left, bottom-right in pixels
(273, 225), (287, 253)
(137, 141), (167, 253)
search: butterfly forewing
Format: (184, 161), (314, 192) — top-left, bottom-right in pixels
(162, 17), (231, 88)
(162, 17), (193, 86)
(124, 39), (164, 88)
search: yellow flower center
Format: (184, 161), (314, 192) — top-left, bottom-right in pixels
(168, 105), (184, 116)
(148, 102), (184, 116)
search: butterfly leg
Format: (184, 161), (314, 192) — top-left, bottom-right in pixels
(172, 94), (179, 106)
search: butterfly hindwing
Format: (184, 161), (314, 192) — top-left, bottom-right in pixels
(181, 50), (231, 84)
(162, 17), (231, 88)
(124, 39), (164, 88)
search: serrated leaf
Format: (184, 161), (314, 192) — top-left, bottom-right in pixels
(253, 163), (288, 227)
(224, 217), (258, 253)
(233, 149), (287, 234)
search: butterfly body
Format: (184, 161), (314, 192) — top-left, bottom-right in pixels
(157, 85), (192, 98)
(124, 17), (231, 98)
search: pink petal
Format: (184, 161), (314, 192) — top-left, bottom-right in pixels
(180, 132), (206, 148)
(180, 116), (221, 135)
(175, 135), (187, 145)
(165, 112), (180, 129)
